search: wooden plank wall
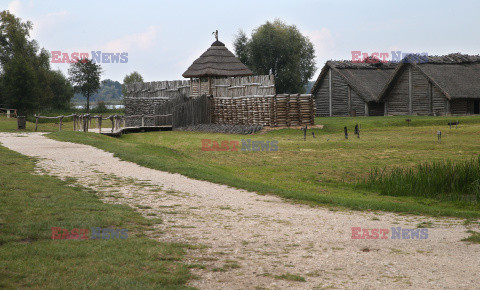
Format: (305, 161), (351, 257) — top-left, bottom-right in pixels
(190, 75), (276, 98)
(351, 90), (366, 116)
(432, 84), (447, 115)
(411, 67), (431, 115)
(331, 70), (349, 116)
(385, 67), (409, 115)
(172, 95), (211, 128)
(314, 75), (330, 116)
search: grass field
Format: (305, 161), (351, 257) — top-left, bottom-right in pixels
(0, 145), (193, 288)
(41, 115), (480, 218)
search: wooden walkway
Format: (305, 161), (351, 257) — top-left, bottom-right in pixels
(88, 125), (172, 137)
(33, 113), (173, 136)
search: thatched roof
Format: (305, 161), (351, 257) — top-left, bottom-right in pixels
(380, 53), (480, 100)
(310, 58), (397, 102)
(182, 40), (253, 78)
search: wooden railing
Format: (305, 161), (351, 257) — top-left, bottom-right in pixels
(0, 108), (18, 118)
(34, 114), (172, 133)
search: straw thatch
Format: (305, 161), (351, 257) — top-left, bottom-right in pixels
(311, 58), (397, 103)
(380, 53), (480, 100)
(182, 40), (253, 78)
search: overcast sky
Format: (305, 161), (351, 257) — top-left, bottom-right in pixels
(4, 0), (480, 83)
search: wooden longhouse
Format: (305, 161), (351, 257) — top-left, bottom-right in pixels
(380, 53), (480, 115)
(310, 59), (396, 116)
(182, 31), (253, 97)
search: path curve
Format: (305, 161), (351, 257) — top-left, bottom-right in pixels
(1, 132), (479, 289)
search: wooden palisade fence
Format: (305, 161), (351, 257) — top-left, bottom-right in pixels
(210, 94), (315, 127)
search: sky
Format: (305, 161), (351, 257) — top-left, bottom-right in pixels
(3, 0), (480, 83)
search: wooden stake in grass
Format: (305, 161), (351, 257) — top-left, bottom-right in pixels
(354, 123), (360, 138)
(302, 125), (307, 141)
(437, 130), (442, 143)
(344, 126), (348, 139)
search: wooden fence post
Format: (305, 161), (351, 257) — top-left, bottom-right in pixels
(59, 115), (64, 131)
(35, 114), (38, 132)
(141, 114), (145, 127)
(110, 116), (114, 132)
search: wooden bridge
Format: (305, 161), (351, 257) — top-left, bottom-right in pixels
(34, 113), (172, 136)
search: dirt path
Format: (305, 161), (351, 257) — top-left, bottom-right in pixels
(1, 132), (479, 289)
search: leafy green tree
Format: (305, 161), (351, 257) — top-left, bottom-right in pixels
(122, 71), (144, 96)
(233, 30), (250, 67)
(68, 58), (102, 113)
(234, 19), (316, 94)
(0, 10), (73, 114)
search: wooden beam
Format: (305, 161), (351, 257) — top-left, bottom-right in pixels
(328, 69), (332, 117)
(408, 66), (413, 115)
(428, 82), (433, 114)
(347, 86), (351, 114)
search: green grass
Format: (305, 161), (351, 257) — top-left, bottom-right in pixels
(274, 273), (306, 282)
(461, 230), (480, 244)
(0, 145), (192, 288)
(361, 156), (480, 203)
(44, 115), (480, 218)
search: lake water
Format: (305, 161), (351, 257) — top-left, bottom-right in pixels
(73, 105), (124, 109)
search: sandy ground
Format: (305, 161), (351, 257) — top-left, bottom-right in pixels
(1, 132), (479, 289)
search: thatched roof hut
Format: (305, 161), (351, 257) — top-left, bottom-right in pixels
(182, 40), (252, 78)
(311, 58), (397, 116)
(183, 32), (253, 97)
(380, 53), (480, 115)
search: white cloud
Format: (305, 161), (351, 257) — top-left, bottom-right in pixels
(31, 11), (70, 38)
(305, 28), (336, 64)
(101, 26), (160, 52)
(7, 0), (22, 14)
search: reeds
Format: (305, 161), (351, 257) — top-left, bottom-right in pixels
(361, 157), (480, 204)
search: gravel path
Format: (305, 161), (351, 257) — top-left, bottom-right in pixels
(1, 132), (479, 289)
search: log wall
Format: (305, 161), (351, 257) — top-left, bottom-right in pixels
(124, 80), (190, 126)
(211, 94), (315, 127)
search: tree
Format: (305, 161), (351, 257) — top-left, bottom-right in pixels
(234, 19), (316, 94)
(122, 71), (143, 96)
(0, 10), (73, 114)
(68, 58), (102, 113)
(233, 30), (250, 67)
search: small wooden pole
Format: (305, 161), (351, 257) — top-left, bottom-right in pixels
(98, 115), (102, 133)
(141, 115), (145, 127)
(35, 114), (38, 132)
(111, 116), (114, 133)
(59, 115), (64, 131)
